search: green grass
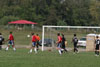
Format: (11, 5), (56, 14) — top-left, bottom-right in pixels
(0, 49), (100, 67)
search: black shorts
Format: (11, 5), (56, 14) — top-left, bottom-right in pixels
(74, 42), (77, 48)
(36, 41), (40, 46)
(95, 44), (99, 50)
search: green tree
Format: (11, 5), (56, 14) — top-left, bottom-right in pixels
(0, 16), (20, 25)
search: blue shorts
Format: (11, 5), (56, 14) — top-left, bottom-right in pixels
(57, 43), (62, 48)
(8, 40), (14, 45)
(32, 42), (36, 47)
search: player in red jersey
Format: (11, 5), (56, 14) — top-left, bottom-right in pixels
(56, 33), (63, 55)
(29, 33), (37, 53)
(6, 32), (16, 51)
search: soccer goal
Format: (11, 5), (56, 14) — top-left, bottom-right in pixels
(42, 25), (100, 51)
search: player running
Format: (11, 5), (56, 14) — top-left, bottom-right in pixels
(72, 34), (79, 54)
(35, 34), (40, 50)
(0, 33), (4, 50)
(29, 33), (37, 53)
(61, 34), (67, 52)
(95, 36), (100, 56)
(56, 33), (63, 55)
(5, 32), (16, 51)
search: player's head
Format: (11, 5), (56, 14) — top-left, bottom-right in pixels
(31, 33), (34, 35)
(36, 34), (38, 36)
(62, 34), (64, 37)
(57, 33), (60, 36)
(10, 32), (12, 34)
(74, 34), (76, 36)
(96, 36), (99, 39)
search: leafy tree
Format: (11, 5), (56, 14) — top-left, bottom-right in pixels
(0, 16), (20, 25)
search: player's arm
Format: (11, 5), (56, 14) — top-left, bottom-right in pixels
(5, 35), (10, 42)
(2, 38), (5, 44)
(56, 39), (60, 43)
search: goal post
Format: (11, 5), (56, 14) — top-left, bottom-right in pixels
(42, 25), (100, 51)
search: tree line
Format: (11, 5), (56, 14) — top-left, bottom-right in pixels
(0, 0), (100, 26)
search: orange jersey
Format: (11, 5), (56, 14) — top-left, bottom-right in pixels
(35, 35), (40, 41)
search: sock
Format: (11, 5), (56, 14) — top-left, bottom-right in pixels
(30, 49), (32, 53)
(58, 50), (62, 55)
(34, 48), (37, 53)
(6, 47), (9, 51)
(13, 48), (16, 51)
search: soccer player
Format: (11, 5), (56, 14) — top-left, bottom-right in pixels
(61, 34), (67, 52)
(0, 33), (4, 50)
(95, 36), (100, 56)
(56, 33), (63, 55)
(6, 32), (16, 51)
(29, 33), (37, 53)
(35, 34), (40, 50)
(72, 34), (78, 53)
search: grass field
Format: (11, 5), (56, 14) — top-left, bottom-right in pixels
(0, 27), (100, 67)
(0, 49), (100, 67)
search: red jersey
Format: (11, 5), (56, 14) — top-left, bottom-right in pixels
(32, 35), (37, 42)
(57, 36), (62, 43)
(9, 34), (14, 40)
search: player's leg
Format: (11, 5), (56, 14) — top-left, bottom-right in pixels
(64, 48), (67, 52)
(11, 40), (16, 51)
(73, 43), (76, 52)
(74, 43), (78, 53)
(29, 42), (37, 53)
(63, 45), (67, 52)
(29, 42), (34, 53)
(96, 45), (99, 56)
(95, 45), (99, 56)
(6, 41), (11, 51)
(29, 46), (33, 53)
(57, 43), (62, 55)
(0, 45), (2, 50)
(33, 42), (37, 53)
(36, 41), (39, 50)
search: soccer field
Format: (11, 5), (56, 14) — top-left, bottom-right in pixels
(0, 49), (100, 67)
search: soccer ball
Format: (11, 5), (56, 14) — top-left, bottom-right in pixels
(27, 35), (30, 37)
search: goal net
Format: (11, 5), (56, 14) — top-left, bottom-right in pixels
(41, 25), (100, 51)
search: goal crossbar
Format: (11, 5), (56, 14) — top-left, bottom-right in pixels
(42, 25), (100, 51)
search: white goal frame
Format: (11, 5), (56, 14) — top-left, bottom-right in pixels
(42, 25), (100, 51)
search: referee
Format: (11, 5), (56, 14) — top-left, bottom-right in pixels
(95, 36), (100, 56)
(72, 34), (78, 53)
